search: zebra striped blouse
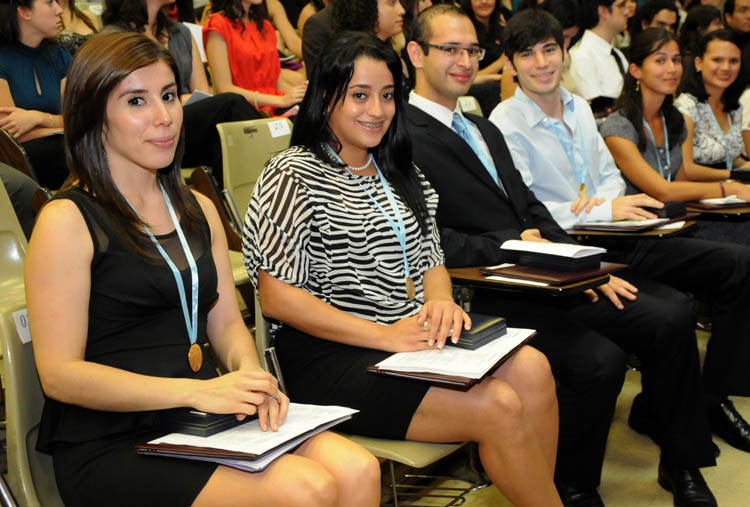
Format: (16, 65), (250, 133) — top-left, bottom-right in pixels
(243, 146), (445, 325)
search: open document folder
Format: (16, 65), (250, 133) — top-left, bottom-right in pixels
(137, 403), (357, 472)
(368, 328), (536, 389)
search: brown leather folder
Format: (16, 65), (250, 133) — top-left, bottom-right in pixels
(479, 262), (626, 285)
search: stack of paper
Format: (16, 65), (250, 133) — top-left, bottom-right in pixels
(138, 403), (357, 472)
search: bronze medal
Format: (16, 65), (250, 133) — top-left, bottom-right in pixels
(405, 277), (416, 301)
(188, 343), (203, 372)
(578, 183), (587, 199)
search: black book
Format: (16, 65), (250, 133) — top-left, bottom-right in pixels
(642, 201), (686, 219)
(160, 408), (252, 437)
(445, 313), (507, 350)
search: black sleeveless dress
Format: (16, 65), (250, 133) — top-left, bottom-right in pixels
(36, 187), (221, 506)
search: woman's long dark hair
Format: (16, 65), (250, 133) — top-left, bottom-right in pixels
(211, 0), (268, 31)
(460, 0), (508, 43)
(102, 0), (172, 42)
(679, 28), (745, 112)
(69, 0), (99, 33)
(63, 31), (202, 259)
(292, 31), (429, 233)
(678, 5), (721, 57)
(0, 0), (58, 45)
(614, 28), (684, 152)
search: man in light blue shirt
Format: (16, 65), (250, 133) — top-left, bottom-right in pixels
(489, 8), (750, 507)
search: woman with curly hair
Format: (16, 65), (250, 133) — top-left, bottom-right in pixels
(204, 0), (307, 115)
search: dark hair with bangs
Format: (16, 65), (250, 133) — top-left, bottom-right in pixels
(210, 0), (269, 31)
(292, 31), (429, 233)
(502, 8), (564, 62)
(63, 31), (201, 259)
(679, 28), (744, 112)
(614, 28), (684, 151)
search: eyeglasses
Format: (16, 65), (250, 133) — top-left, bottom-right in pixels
(419, 43), (486, 61)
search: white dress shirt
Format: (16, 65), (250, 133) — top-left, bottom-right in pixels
(489, 86), (627, 229)
(408, 91), (497, 174)
(563, 30), (627, 101)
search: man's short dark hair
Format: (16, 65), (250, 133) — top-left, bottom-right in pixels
(502, 9), (564, 62)
(407, 3), (470, 45)
(579, 0), (616, 30)
(725, 0), (736, 17)
(630, 0), (679, 36)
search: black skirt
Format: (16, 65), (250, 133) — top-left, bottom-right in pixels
(275, 325), (431, 440)
(52, 427), (217, 507)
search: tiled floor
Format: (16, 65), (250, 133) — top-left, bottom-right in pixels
(408, 330), (750, 506)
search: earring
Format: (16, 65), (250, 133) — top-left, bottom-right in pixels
(635, 80), (640, 92)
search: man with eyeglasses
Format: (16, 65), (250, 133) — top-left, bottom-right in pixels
(562, 0), (629, 114)
(405, 5), (630, 506)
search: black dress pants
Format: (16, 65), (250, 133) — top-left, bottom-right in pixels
(471, 272), (715, 489)
(181, 92), (262, 187)
(602, 236), (750, 398)
(22, 134), (67, 190)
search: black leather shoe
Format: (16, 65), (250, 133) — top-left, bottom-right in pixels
(709, 398), (750, 452)
(658, 461), (717, 507)
(630, 393), (720, 458)
(556, 483), (605, 507)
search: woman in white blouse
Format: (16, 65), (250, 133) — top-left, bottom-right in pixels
(675, 29), (750, 174)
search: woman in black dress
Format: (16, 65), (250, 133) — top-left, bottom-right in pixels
(26, 31), (379, 507)
(244, 31), (562, 506)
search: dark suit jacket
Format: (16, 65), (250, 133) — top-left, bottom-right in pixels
(301, 4), (334, 75)
(405, 103), (575, 268)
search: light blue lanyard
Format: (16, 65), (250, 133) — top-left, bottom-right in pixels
(125, 181), (198, 348)
(642, 113), (671, 181)
(326, 145), (411, 280)
(706, 105), (735, 170)
(514, 94), (589, 187)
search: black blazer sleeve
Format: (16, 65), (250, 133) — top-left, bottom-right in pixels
(301, 5), (333, 74)
(406, 106), (575, 268)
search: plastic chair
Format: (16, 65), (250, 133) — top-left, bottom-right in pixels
(216, 118), (293, 222)
(458, 96), (484, 117)
(0, 181), (64, 506)
(252, 297), (481, 507)
(0, 130), (38, 182)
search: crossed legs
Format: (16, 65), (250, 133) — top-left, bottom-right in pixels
(405, 345), (562, 506)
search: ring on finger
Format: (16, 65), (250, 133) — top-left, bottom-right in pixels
(268, 394), (280, 404)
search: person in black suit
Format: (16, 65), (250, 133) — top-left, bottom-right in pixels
(404, 5), (720, 506)
(301, 1), (334, 72)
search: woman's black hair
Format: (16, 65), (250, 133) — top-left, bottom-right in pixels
(459, 0), (508, 44)
(1, 0), (58, 45)
(211, 0), (268, 31)
(614, 28), (683, 152)
(311, 0), (325, 10)
(678, 5), (721, 57)
(332, 0), (378, 34)
(103, 0), (172, 42)
(292, 31), (429, 233)
(679, 28), (745, 112)
(63, 31), (201, 259)
(69, 0), (100, 33)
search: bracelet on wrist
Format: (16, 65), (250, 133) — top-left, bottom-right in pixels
(719, 181), (727, 198)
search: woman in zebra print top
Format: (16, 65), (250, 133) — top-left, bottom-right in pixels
(244, 31), (562, 505)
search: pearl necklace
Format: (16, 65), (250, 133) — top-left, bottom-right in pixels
(347, 154), (374, 172)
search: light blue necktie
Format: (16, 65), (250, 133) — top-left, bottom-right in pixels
(452, 113), (506, 195)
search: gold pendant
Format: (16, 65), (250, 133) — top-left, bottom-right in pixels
(188, 343), (203, 372)
(405, 277), (416, 301)
(578, 183), (587, 199)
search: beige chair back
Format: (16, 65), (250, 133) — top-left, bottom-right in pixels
(217, 118), (293, 222)
(458, 96), (484, 117)
(0, 182), (63, 506)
